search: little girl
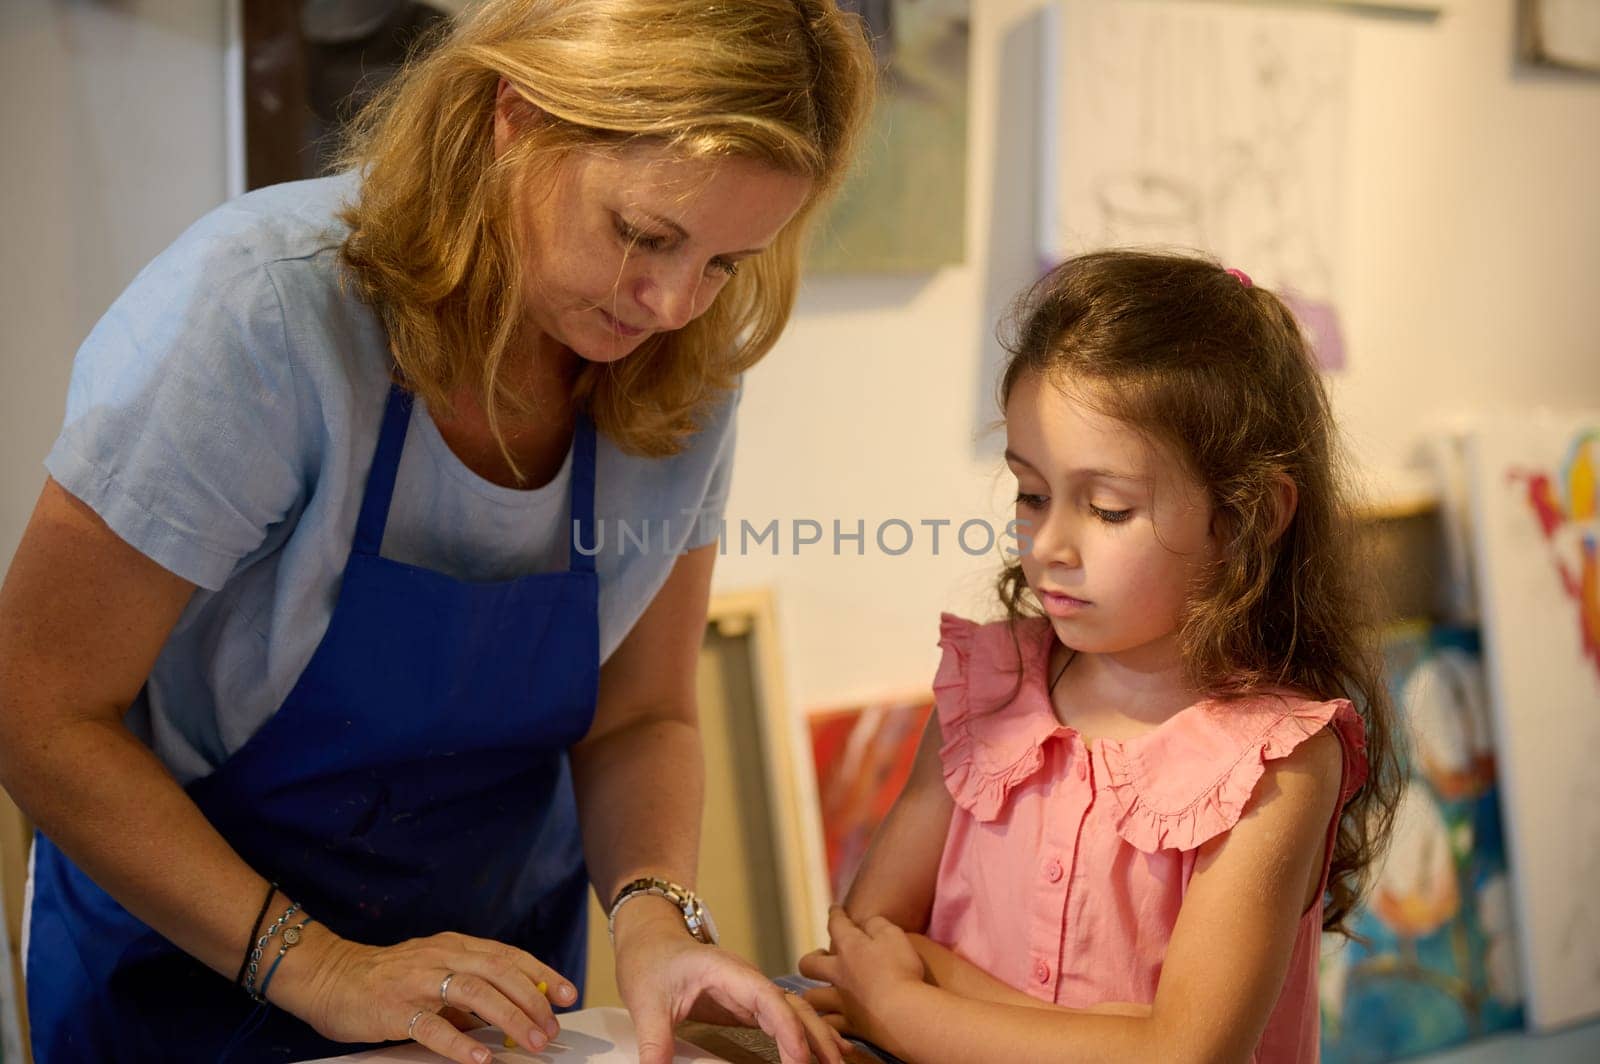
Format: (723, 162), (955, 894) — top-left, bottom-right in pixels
(799, 251), (1402, 1063)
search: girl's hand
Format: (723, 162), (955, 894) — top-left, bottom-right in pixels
(797, 907), (926, 1053)
(296, 927), (573, 1064)
(614, 899), (846, 1064)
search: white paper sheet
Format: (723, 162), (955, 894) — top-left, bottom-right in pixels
(295, 1007), (729, 1063)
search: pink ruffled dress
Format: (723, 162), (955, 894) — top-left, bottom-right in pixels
(926, 615), (1369, 1062)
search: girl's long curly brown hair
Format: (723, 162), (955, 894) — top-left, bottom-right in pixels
(995, 250), (1402, 935)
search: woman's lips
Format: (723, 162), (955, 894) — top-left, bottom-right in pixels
(599, 308), (647, 338)
(1037, 589), (1091, 617)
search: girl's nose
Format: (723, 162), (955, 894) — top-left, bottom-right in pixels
(1029, 512), (1082, 569)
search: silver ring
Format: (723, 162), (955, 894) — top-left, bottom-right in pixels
(407, 1008), (428, 1040)
(439, 970), (456, 1005)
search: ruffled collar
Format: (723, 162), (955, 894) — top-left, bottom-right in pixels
(933, 614), (1369, 852)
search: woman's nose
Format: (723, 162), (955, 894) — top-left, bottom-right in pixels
(638, 263), (704, 332)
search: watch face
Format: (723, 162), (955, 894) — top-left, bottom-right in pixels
(692, 899), (719, 945)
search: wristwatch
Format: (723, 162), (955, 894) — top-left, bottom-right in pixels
(607, 876), (719, 946)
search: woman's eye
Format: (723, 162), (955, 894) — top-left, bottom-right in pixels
(711, 258), (739, 278)
(614, 217), (668, 251)
(1015, 492), (1048, 510)
(1091, 505), (1132, 524)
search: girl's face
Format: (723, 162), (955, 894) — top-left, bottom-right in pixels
(505, 137), (812, 365)
(1005, 373), (1219, 672)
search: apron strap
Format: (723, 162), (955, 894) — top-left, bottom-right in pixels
(568, 412), (598, 575)
(353, 384), (414, 558)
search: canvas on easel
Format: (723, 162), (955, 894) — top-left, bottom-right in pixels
(1466, 413), (1600, 1031)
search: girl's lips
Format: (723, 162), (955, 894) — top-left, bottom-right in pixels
(599, 308), (647, 338)
(1037, 589), (1090, 617)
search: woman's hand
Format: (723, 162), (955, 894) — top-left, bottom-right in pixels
(614, 898), (848, 1064)
(290, 926), (575, 1064)
(797, 907), (926, 1055)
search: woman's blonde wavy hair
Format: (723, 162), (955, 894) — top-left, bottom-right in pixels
(335, 0), (876, 463)
(994, 250), (1403, 937)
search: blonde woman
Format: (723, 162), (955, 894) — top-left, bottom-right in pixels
(0, 3), (874, 1062)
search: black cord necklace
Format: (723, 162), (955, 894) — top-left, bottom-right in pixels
(1049, 647), (1078, 694)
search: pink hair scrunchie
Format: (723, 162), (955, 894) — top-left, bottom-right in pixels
(1224, 267), (1252, 288)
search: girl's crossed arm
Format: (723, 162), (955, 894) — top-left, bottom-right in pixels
(804, 729), (1344, 1064)
(824, 716), (1154, 1016)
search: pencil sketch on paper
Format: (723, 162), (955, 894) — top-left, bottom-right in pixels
(1041, 0), (1352, 368)
(1468, 416), (1600, 1032)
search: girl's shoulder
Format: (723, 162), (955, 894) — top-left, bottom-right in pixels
(931, 613), (1063, 821)
(1098, 689), (1369, 854)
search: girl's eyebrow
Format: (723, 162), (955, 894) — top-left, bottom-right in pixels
(1003, 449), (1144, 483)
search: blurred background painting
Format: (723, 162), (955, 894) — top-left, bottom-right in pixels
(238, 0), (454, 192)
(1466, 416), (1600, 1032)
(811, 0), (970, 273)
(808, 697), (932, 901)
(1319, 624), (1524, 1062)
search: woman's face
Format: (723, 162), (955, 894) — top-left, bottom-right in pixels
(501, 123), (813, 365)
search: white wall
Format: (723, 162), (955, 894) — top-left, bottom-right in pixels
(0, 0), (228, 545)
(2, 0), (1597, 719)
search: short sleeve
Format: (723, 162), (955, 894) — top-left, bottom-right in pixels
(1099, 694), (1367, 853)
(934, 614), (1063, 822)
(45, 213), (314, 590)
(682, 381), (741, 553)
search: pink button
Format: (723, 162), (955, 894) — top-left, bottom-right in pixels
(1044, 858), (1064, 883)
(1034, 960), (1051, 984)
(1076, 757), (1089, 780)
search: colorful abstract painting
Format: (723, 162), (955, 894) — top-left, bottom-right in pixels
(1319, 624), (1525, 1062)
(808, 698), (933, 901)
(1467, 415), (1600, 1031)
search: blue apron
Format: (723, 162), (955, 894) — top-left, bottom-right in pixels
(26, 384), (601, 1063)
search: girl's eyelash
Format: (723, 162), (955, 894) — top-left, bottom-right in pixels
(1091, 505), (1132, 524)
(713, 259), (739, 278)
(1015, 492), (1047, 509)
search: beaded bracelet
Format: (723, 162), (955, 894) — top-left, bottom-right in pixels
(243, 901), (302, 999)
(235, 881), (279, 987)
(254, 916), (316, 1004)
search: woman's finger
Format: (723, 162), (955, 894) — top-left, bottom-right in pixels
(785, 991), (843, 1064)
(747, 981), (814, 1064)
(408, 1007), (493, 1064)
(458, 937), (579, 1008)
(436, 967), (551, 1052)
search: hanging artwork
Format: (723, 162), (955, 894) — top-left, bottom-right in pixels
(1467, 415), (1600, 1031)
(1039, 0), (1353, 369)
(1319, 624), (1524, 1062)
(1519, 0), (1600, 74)
(808, 697), (933, 901)
(810, 0), (970, 274)
(232, 1), (453, 194)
